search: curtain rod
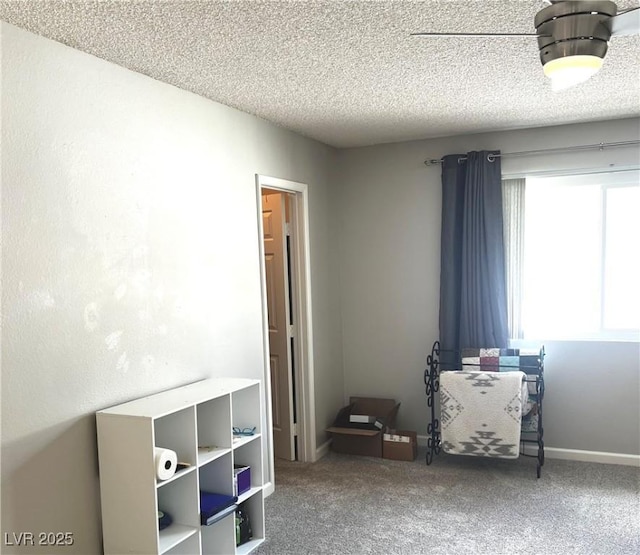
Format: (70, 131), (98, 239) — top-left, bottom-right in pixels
(423, 140), (640, 166)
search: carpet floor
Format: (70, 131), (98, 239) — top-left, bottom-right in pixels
(254, 448), (639, 555)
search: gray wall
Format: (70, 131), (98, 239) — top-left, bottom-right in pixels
(534, 340), (639, 455)
(1, 22), (343, 554)
(336, 118), (640, 456)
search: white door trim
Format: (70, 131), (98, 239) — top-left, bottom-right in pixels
(256, 174), (316, 495)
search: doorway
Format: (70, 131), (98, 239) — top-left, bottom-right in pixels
(256, 175), (316, 494)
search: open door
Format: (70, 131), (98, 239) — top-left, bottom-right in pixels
(257, 174), (316, 493)
(262, 191), (296, 461)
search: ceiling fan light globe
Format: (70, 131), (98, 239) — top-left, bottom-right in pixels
(543, 55), (604, 91)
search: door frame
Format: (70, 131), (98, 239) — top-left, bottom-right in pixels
(256, 174), (316, 496)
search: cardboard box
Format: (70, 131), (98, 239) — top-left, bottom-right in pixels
(326, 397), (400, 457)
(233, 465), (251, 497)
(383, 430), (417, 461)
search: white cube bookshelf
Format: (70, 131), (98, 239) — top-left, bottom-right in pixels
(96, 378), (265, 555)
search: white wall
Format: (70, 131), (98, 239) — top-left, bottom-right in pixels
(336, 117), (640, 456)
(0, 22), (343, 553)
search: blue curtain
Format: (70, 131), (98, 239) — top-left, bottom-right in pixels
(439, 151), (508, 367)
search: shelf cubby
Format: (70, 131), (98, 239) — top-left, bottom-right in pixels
(231, 384), (262, 434)
(199, 452), (234, 497)
(200, 509), (236, 555)
(235, 493), (265, 555)
(154, 406), (197, 470)
(157, 470), (199, 549)
(233, 439), (263, 491)
(197, 396), (232, 460)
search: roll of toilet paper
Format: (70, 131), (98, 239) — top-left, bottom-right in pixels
(154, 447), (178, 481)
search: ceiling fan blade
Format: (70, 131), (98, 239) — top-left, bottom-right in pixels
(410, 32), (538, 38)
(608, 7), (640, 37)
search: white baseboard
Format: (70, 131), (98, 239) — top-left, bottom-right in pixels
(542, 447), (640, 467)
(315, 439), (331, 461)
(263, 481), (275, 498)
(417, 435), (639, 467)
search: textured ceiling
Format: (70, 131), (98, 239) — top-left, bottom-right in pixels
(1, 0), (639, 148)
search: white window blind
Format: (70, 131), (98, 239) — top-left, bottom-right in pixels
(502, 178), (526, 339)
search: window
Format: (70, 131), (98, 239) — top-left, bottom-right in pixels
(519, 170), (639, 341)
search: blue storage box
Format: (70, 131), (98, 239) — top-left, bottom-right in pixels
(233, 465), (251, 497)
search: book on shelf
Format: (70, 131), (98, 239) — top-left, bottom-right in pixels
(203, 502), (237, 526)
(200, 491), (238, 526)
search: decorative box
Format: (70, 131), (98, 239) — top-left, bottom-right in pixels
(233, 465), (251, 497)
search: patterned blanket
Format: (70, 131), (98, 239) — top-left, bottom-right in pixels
(440, 371), (527, 459)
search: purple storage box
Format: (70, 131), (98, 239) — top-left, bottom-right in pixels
(233, 465), (251, 496)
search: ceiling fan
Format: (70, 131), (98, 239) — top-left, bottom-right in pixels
(412, 0), (640, 90)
